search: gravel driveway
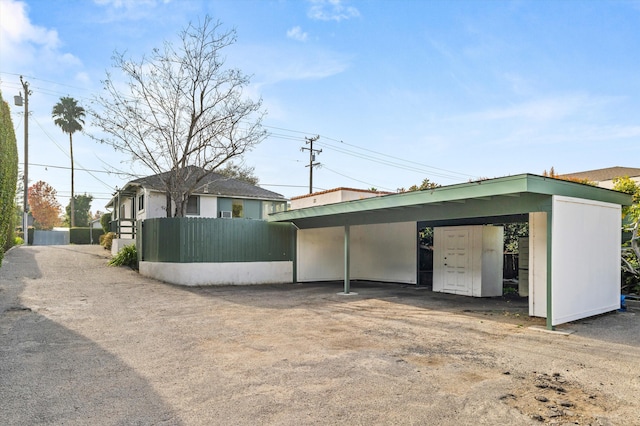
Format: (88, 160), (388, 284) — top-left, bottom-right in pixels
(1, 245), (639, 425)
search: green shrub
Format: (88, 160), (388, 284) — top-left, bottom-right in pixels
(100, 212), (112, 234)
(68, 227), (103, 244)
(109, 244), (137, 268)
(101, 232), (116, 251)
(13, 236), (24, 245)
(0, 92), (19, 265)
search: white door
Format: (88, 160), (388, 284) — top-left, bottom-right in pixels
(442, 229), (471, 295)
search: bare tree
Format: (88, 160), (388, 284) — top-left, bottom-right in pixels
(91, 17), (266, 217)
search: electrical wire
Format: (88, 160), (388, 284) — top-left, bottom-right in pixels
(321, 166), (395, 192)
(31, 115), (117, 191)
(260, 124), (478, 182)
(5, 72), (479, 189)
(30, 162), (115, 174)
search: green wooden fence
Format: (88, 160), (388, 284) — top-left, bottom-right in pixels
(139, 218), (295, 263)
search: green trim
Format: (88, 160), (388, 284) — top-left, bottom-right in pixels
(292, 223), (298, 283)
(546, 210), (554, 330)
(270, 174), (631, 229)
(344, 224), (351, 294)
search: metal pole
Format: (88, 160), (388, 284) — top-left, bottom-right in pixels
(344, 224), (350, 294)
(20, 76), (30, 241)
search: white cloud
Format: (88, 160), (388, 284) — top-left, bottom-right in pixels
(287, 26), (308, 42)
(308, 0), (360, 22)
(92, 0), (172, 22)
(93, 0), (169, 8)
(0, 0), (81, 72)
(234, 43), (351, 87)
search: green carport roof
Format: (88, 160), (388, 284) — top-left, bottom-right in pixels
(269, 174), (632, 229)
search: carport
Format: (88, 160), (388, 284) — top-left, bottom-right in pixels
(269, 174), (632, 329)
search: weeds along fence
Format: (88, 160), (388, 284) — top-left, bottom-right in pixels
(139, 217), (295, 263)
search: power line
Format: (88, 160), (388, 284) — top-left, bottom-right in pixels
(321, 166), (395, 192)
(31, 115), (116, 191)
(30, 162), (115, 174)
(261, 124), (477, 182)
(5, 72), (477, 187)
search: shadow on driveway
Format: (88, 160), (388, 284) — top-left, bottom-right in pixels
(0, 246), (180, 425)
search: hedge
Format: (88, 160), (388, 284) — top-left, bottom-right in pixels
(0, 92), (19, 266)
(70, 227), (104, 245)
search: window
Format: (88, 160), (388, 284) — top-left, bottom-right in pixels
(119, 204), (125, 220)
(137, 194), (145, 211)
(186, 195), (200, 215)
(232, 199), (244, 218)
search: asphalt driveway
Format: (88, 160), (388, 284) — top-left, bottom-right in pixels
(1, 245), (639, 425)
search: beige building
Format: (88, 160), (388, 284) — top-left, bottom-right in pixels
(290, 187), (393, 210)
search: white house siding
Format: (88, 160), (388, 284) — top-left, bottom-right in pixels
(135, 190), (219, 220)
(550, 196), (621, 325)
(139, 261), (293, 285)
(296, 222), (417, 284)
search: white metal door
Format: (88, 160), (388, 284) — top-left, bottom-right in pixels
(442, 229), (471, 294)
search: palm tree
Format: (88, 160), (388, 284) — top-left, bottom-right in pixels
(52, 97), (85, 227)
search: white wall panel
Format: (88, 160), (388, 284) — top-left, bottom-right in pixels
(529, 212), (548, 318)
(296, 223), (417, 284)
(297, 227), (344, 281)
(351, 222), (417, 284)
(551, 196), (621, 325)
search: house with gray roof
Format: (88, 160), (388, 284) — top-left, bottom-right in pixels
(106, 167), (287, 241)
(560, 166), (640, 189)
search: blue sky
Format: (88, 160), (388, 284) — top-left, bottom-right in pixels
(1, 0), (639, 213)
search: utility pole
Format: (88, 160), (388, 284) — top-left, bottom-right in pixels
(301, 135), (321, 194)
(14, 76), (30, 239)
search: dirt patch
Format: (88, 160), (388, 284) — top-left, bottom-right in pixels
(504, 371), (617, 425)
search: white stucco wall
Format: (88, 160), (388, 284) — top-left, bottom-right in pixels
(291, 189), (384, 209)
(139, 261), (293, 285)
(595, 176), (640, 190)
(550, 196), (621, 325)
(144, 191), (168, 219)
(111, 238), (135, 256)
(296, 222), (417, 284)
